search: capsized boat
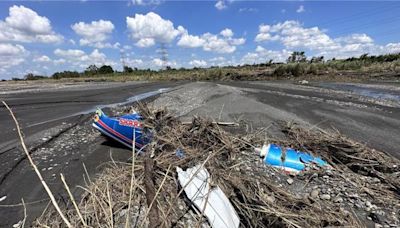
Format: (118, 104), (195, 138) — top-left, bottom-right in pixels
(92, 109), (149, 149)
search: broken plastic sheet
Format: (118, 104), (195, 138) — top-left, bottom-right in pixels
(176, 165), (240, 228)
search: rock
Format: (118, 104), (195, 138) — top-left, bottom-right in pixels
(375, 223), (383, 228)
(320, 194), (331, 200)
(0, 195), (6, 202)
(366, 201), (372, 208)
(322, 175), (329, 179)
(333, 196), (344, 203)
(310, 189), (319, 198)
(299, 80), (309, 85)
(286, 178), (294, 185)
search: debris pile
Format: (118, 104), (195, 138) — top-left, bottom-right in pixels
(35, 106), (400, 227)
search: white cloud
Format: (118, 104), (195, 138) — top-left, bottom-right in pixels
(0, 43), (27, 72)
(152, 58), (177, 68)
(255, 24), (279, 42)
(71, 20), (115, 48)
(296, 5), (305, 13)
(34, 55), (51, 62)
(220, 28), (233, 38)
(202, 33), (236, 53)
(126, 58), (143, 66)
(152, 58), (163, 67)
(177, 34), (205, 48)
(255, 21), (338, 52)
(0, 5), (63, 43)
(177, 28), (245, 54)
(386, 43), (400, 53)
(189, 59), (207, 67)
(215, 0), (227, 10)
(230, 37), (245, 45)
(135, 38), (155, 47)
(335, 33), (373, 44)
(54, 48), (115, 68)
(54, 48), (85, 58)
(252, 20), (400, 59)
(255, 45), (265, 52)
(241, 46), (291, 64)
(177, 27), (205, 48)
(127, 12), (180, 47)
(54, 58), (66, 64)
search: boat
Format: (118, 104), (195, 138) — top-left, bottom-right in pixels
(92, 109), (148, 149)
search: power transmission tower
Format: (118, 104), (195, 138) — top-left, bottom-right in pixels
(159, 43), (169, 70)
(120, 49), (127, 70)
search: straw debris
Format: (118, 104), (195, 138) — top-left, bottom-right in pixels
(34, 105), (400, 227)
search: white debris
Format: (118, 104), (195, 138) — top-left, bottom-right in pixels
(177, 165), (240, 228)
(12, 220), (22, 228)
(299, 80), (309, 85)
(0, 195), (6, 202)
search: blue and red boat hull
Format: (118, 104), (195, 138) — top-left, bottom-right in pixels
(92, 109), (148, 149)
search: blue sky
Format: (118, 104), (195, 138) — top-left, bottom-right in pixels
(0, 0), (399, 79)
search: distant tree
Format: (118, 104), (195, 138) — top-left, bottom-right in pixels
(360, 53), (369, 60)
(287, 51), (307, 63)
(51, 71), (80, 79)
(310, 56), (324, 63)
(123, 66), (133, 73)
(85, 65), (99, 75)
(24, 73), (46, 80)
(98, 65), (114, 74)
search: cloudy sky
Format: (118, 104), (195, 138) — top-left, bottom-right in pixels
(0, 0), (399, 79)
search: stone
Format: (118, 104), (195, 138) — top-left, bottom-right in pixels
(333, 196), (344, 203)
(310, 189), (320, 198)
(320, 194), (331, 200)
(287, 178), (294, 185)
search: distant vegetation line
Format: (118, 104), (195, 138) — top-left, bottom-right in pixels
(7, 52), (400, 82)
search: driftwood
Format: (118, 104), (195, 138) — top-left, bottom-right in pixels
(144, 156), (160, 228)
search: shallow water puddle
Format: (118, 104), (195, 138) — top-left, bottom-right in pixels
(318, 83), (400, 101)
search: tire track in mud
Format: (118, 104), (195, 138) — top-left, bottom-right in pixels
(0, 114), (90, 186)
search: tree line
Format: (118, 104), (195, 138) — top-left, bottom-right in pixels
(14, 51), (400, 81)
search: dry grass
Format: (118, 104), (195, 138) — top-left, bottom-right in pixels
(34, 105), (400, 227)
